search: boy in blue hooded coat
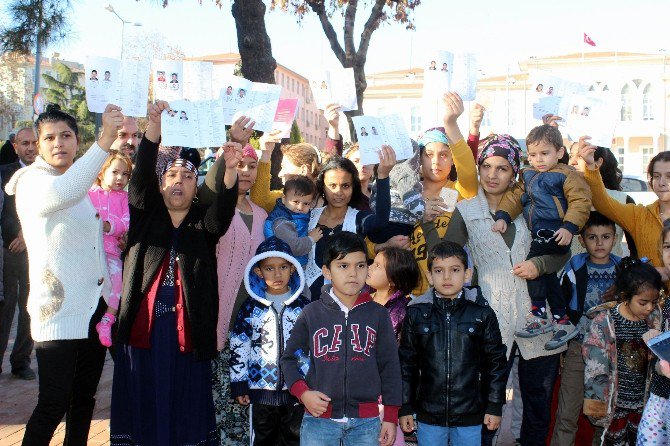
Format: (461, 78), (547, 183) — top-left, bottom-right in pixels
(229, 237), (311, 445)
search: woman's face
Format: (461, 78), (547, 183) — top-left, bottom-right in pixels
(278, 156), (307, 184)
(421, 141), (452, 185)
(161, 166), (197, 212)
(662, 231), (670, 270)
(236, 157), (258, 194)
(348, 153), (372, 183)
(323, 168), (353, 209)
(650, 160), (670, 203)
(478, 156), (515, 196)
(37, 121), (79, 173)
(627, 287), (659, 321)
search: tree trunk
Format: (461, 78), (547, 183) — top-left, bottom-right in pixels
(231, 0), (277, 84)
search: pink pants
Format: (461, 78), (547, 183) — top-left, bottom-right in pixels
(106, 255), (123, 310)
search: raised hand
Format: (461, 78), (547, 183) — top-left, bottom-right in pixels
(229, 116), (255, 145)
(258, 129), (282, 162)
(99, 103), (125, 150)
(542, 114), (563, 127)
(577, 136), (597, 169)
(145, 100), (170, 143)
(324, 103), (341, 140)
(469, 103), (485, 136)
(376, 145), (397, 179)
(222, 141), (244, 189)
(443, 92), (465, 126)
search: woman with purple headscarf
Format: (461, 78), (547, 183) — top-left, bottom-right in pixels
(443, 134), (569, 446)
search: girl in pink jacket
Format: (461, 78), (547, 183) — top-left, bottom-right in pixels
(89, 152), (132, 347)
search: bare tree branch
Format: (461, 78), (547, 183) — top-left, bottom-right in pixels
(357, 0), (386, 59)
(343, 0), (358, 60)
(306, 0), (346, 65)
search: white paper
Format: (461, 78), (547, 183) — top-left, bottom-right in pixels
(219, 76), (282, 132)
(153, 60), (184, 102)
(352, 114), (413, 166)
(422, 50), (453, 97)
(451, 53), (477, 101)
(563, 93), (620, 148)
(183, 61), (214, 101)
(161, 99), (227, 148)
(85, 56), (150, 117)
(85, 56), (122, 113)
(309, 68), (358, 111)
(439, 188), (459, 213)
(117, 59), (151, 117)
(529, 72), (589, 119)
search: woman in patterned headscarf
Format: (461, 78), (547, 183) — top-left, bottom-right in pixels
(110, 100), (240, 446)
(444, 134), (569, 446)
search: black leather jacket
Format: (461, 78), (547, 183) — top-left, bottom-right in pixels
(398, 286), (508, 426)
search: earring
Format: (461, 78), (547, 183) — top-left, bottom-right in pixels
(192, 196), (199, 204)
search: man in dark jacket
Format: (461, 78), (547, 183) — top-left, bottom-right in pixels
(0, 132), (18, 165)
(0, 126), (37, 379)
(399, 241), (507, 446)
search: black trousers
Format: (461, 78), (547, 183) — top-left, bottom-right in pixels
(0, 249), (32, 371)
(526, 229), (570, 311)
(22, 298), (107, 446)
(252, 402), (303, 446)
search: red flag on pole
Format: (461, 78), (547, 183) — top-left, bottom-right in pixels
(584, 33), (596, 47)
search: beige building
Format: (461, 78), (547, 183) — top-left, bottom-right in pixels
(362, 51), (670, 175)
(186, 53), (327, 148)
(0, 53), (84, 139)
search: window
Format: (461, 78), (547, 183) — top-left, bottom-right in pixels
(410, 106), (422, 133)
(620, 84), (633, 121)
(642, 146), (655, 170)
(643, 84), (653, 120)
(617, 147), (625, 166)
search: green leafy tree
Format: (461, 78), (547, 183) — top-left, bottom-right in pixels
(41, 62), (95, 150)
(0, 0), (72, 54)
(289, 120), (303, 143)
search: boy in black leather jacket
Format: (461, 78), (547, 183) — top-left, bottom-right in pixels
(398, 241), (507, 445)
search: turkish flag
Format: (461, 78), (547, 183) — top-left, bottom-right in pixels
(584, 33), (596, 47)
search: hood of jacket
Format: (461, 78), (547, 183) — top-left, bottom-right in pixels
(244, 239), (306, 307)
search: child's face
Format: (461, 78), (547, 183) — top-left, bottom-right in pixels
(663, 231), (670, 270)
(282, 190), (314, 214)
(102, 159), (130, 191)
(627, 287), (659, 321)
(366, 252), (390, 291)
(527, 140), (564, 172)
(579, 225), (615, 264)
(254, 257), (295, 295)
(427, 256), (472, 299)
(421, 142), (453, 184)
(322, 251), (368, 300)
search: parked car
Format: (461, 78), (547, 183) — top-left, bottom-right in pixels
(621, 175), (656, 206)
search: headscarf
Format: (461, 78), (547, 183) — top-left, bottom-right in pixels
(477, 134), (522, 175)
(242, 144), (258, 161)
(163, 158), (198, 177)
(417, 127), (450, 149)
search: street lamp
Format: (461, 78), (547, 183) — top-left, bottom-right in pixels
(104, 4), (142, 60)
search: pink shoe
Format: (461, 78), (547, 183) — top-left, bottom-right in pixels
(96, 313), (116, 347)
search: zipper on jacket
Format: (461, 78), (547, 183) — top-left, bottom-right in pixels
(446, 309), (451, 422)
(271, 304), (286, 392)
(344, 311), (349, 418)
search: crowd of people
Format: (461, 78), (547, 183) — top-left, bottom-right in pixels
(1, 91), (669, 446)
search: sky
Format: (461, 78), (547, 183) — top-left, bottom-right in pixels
(4, 0), (670, 79)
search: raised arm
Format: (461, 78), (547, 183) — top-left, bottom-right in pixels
(250, 128), (282, 212)
(28, 104), (121, 216)
(204, 142), (240, 237)
(357, 146), (394, 235)
(129, 101), (170, 211)
(443, 93), (478, 199)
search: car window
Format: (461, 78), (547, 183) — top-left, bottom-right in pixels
(621, 178), (647, 192)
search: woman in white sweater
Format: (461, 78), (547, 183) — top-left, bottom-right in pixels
(6, 103), (122, 445)
(442, 135), (569, 446)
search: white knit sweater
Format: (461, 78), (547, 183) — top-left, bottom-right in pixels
(5, 143), (111, 342)
(458, 188), (567, 360)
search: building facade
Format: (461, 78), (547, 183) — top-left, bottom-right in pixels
(362, 52), (670, 175)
